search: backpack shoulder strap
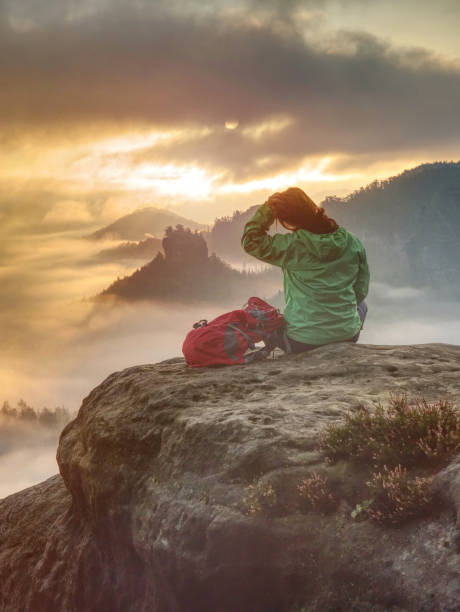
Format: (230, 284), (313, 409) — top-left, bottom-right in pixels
(227, 323), (256, 350)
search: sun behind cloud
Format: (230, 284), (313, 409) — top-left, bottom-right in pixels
(218, 157), (352, 194)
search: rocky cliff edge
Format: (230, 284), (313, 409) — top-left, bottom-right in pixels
(1, 343), (459, 611)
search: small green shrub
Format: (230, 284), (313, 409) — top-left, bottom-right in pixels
(366, 464), (434, 525)
(350, 499), (372, 521)
(319, 394), (459, 468)
(243, 481), (278, 517)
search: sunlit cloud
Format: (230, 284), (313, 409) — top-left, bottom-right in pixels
(217, 157), (353, 194)
(225, 120), (239, 130)
(84, 161), (220, 199)
(53, 126), (221, 199)
(240, 116), (294, 140)
(90, 126), (213, 155)
(0, 126), (220, 203)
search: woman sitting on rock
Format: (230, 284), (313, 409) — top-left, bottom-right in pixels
(241, 186), (369, 354)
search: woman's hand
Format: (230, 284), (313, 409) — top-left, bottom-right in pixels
(267, 191), (300, 231)
(267, 192), (282, 213)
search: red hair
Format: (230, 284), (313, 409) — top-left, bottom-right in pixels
(268, 187), (338, 234)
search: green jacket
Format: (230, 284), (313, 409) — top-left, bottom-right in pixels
(241, 202), (370, 345)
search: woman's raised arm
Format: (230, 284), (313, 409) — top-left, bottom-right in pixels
(241, 202), (295, 267)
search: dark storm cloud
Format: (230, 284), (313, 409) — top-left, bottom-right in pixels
(1, 0), (460, 177)
(120, 21), (460, 181)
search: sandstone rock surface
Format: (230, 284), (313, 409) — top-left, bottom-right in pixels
(1, 342), (459, 611)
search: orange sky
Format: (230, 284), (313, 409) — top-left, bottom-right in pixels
(2, 0), (460, 227)
(5, 122), (449, 224)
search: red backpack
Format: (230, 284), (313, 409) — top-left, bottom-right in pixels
(182, 297), (284, 367)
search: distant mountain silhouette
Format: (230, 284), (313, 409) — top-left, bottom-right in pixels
(100, 224), (281, 303)
(322, 161), (460, 296)
(95, 237), (163, 262)
(87, 207), (205, 241)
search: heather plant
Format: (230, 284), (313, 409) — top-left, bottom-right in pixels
(319, 394), (459, 469)
(297, 472), (337, 514)
(243, 481), (278, 517)
(366, 465), (434, 525)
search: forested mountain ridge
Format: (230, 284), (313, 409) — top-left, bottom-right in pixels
(100, 224), (281, 303)
(323, 161), (460, 295)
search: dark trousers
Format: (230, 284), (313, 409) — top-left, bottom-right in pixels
(267, 301), (368, 354)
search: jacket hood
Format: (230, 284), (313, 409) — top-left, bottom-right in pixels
(296, 226), (348, 262)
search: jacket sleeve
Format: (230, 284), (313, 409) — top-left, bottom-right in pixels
(353, 246), (370, 304)
(241, 202), (295, 267)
